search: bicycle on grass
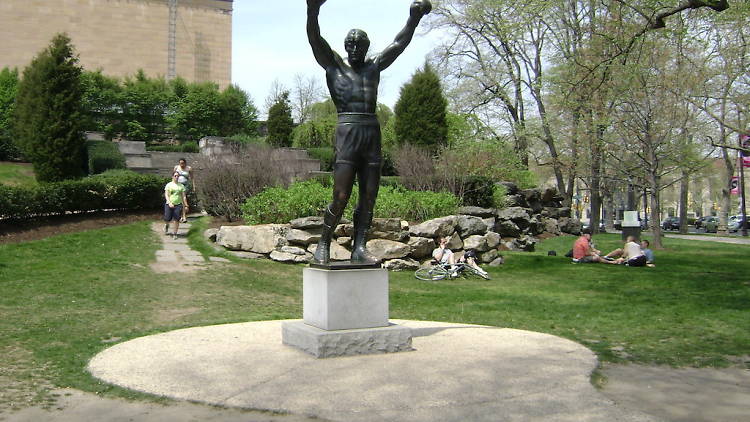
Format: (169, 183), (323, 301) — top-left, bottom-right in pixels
(414, 261), (490, 281)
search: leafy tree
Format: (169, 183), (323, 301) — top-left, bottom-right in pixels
(0, 67), (21, 161)
(80, 70), (122, 137)
(120, 70), (171, 143)
(168, 82), (221, 141)
(13, 34), (86, 181)
(217, 84), (259, 137)
(394, 63), (448, 151)
(266, 91), (294, 147)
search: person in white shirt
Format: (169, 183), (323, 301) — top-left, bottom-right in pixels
(604, 236), (647, 266)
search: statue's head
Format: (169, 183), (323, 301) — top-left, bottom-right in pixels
(345, 29), (370, 65)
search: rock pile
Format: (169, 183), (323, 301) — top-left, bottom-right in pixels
(205, 185), (581, 270)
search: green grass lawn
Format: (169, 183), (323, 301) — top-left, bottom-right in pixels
(0, 161), (36, 187)
(0, 220), (748, 410)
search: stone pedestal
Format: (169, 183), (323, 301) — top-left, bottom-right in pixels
(282, 267), (412, 358)
(303, 267), (388, 330)
(282, 321), (412, 358)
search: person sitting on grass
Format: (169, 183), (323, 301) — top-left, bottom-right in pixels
(432, 237), (459, 277)
(163, 171), (188, 240)
(572, 229), (617, 264)
(460, 249), (489, 278)
(640, 239), (655, 266)
(603, 235), (648, 267)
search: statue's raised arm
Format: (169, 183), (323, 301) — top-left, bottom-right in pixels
(375, 0), (432, 71)
(306, 0), (339, 69)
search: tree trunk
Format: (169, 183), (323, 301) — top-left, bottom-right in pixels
(605, 192), (616, 231)
(678, 171), (689, 234)
(589, 123), (605, 234)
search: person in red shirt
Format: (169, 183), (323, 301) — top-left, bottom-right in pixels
(572, 230), (616, 264)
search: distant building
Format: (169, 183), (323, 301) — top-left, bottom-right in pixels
(0, 0), (232, 87)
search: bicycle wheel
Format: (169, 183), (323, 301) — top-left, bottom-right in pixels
(415, 266), (449, 281)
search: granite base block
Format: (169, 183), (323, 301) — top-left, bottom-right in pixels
(282, 320), (413, 358)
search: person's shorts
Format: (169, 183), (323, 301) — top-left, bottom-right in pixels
(577, 256), (596, 263)
(163, 203), (183, 222)
(334, 113), (382, 168)
(626, 255), (647, 267)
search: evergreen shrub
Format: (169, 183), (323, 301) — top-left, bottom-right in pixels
(86, 140), (126, 174)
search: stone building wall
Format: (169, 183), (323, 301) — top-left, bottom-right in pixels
(0, 0), (232, 87)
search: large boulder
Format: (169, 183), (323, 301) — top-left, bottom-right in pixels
(447, 232), (463, 250)
(517, 235), (537, 252)
(480, 249), (499, 264)
(290, 216), (324, 230)
(371, 218), (408, 241)
(456, 215), (488, 238)
(494, 220), (521, 238)
(542, 207), (562, 219)
(409, 216), (457, 238)
(463, 234), (490, 252)
(542, 217), (562, 235)
(408, 236), (435, 259)
(488, 256), (505, 266)
(485, 231), (501, 249)
(541, 186), (564, 206)
(365, 239), (412, 261)
(334, 223), (353, 237)
(521, 189), (543, 213)
(504, 194), (527, 208)
(527, 216), (544, 236)
(307, 242), (351, 261)
(372, 218), (401, 233)
(457, 206), (496, 218)
(270, 248), (311, 263)
(496, 207), (531, 225)
(558, 217), (582, 235)
(217, 224), (290, 253)
(286, 228), (321, 246)
(383, 258), (420, 271)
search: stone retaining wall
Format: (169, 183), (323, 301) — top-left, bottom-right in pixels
(205, 186), (582, 271)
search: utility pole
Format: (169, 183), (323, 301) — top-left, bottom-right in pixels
(167, 0), (178, 80)
(740, 134), (748, 236)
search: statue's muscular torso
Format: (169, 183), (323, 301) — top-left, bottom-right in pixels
(326, 59), (380, 114)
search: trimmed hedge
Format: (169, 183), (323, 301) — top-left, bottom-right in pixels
(146, 141), (199, 153)
(241, 179), (458, 225)
(0, 169), (167, 219)
(86, 140), (126, 175)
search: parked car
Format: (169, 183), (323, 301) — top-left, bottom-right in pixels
(661, 216), (680, 231)
(728, 216), (747, 232)
(703, 216), (719, 233)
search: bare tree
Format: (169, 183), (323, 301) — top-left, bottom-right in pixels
(290, 73), (326, 124)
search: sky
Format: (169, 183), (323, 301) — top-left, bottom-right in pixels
(231, 1), (443, 114)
